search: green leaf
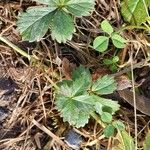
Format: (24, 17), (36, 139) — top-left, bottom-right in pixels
(112, 120), (125, 131)
(110, 65), (118, 72)
(66, 0), (95, 16)
(103, 59), (113, 65)
(72, 65), (91, 83)
(104, 124), (115, 138)
(55, 94), (93, 128)
(51, 10), (75, 43)
(55, 66), (120, 128)
(92, 95), (120, 114)
(101, 112), (112, 123)
(113, 130), (135, 150)
(111, 33), (127, 48)
(93, 36), (109, 52)
(121, 0), (149, 25)
(17, 7), (56, 42)
(144, 132), (150, 150)
(92, 75), (117, 95)
(112, 56), (119, 63)
(101, 20), (114, 35)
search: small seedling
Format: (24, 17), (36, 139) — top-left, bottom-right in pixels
(17, 0), (95, 43)
(55, 66), (120, 128)
(103, 56), (119, 72)
(93, 20), (127, 52)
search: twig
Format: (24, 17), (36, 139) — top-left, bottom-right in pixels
(0, 36), (31, 60)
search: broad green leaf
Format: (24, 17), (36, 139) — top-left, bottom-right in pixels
(51, 10), (75, 43)
(101, 112), (112, 123)
(112, 120), (125, 131)
(93, 36), (109, 52)
(17, 7), (56, 42)
(66, 0), (95, 16)
(104, 124), (115, 138)
(112, 130), (135, 150)
(121, 0), (149, 25)
(92, 75), (117, 95)
(144, 132), (150, 150)
(101, 20), (114, 35)
(111, 33), (127, 48)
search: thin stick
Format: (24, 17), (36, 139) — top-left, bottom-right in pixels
(130, 51), (137, 150)
(0, 36), (31, 60)
(32, 119), (69, 148)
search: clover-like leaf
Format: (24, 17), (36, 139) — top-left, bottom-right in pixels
(92, 75), (117, 95)
(93, 36), (109, 52)
(101, 20), (114, 35)
(111, 33), (127, 48)
(66, 0), (95, 16)
(17, 7), (56, 42)
(51, 10), (75, 43)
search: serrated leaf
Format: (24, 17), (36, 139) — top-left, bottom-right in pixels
(104, 124), (115, 138)
(101, 112), (112, 123)
(56, 95), (92, 127)
(111, 33), (127, 48)
(101, 20), (114, 35)
(17, 7), (56, 42)
(92, 95), (120, 114)
(92, 75), (117, 95)
(112, 130), (135, 150)
(72, 65), (91, 83)
(66, 0), (95, 16)
(93, 36), (109, 52)
(113, 121), (125, 131)
(144, 132), (150, 150)
(121, 0), (149, 25)
(51, 9), (75, 43)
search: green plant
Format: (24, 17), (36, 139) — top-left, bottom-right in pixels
(93, 20), (127, 52)
(16, 0), (95, 43)
(103, 56), (119, 72)
(55, 66), (120, 128)
(121, 0), (150, 25)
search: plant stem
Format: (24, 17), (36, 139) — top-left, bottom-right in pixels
(90, 112), (106, 128)
(0, 36), (31, 60)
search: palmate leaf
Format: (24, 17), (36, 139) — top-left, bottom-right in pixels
(17, 7), (56, 42)
(66, 0), (95, 16)
(55, 66), (120, 128)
